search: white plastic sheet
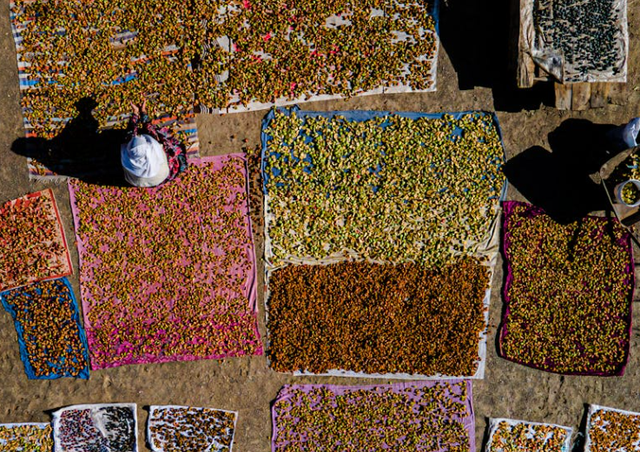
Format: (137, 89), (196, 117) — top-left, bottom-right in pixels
(52, 403), (138, 452)
(486, 418), (573, 452)
(524, 0), (628, 83)
(147, 405), (238, 452)
(585, 404), (640, 452)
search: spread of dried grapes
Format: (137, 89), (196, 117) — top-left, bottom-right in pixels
(263, 110), (505, 268)
(11, 0), (438, 136)
(148, 406), (236, 452)
(53, 404), (137, 452)
(0, 424), (53, 452)
(500, 201), (634, 375)
(268, 259), (489, 376)
(0, 278), (89, 379)
(272, 381), (474, 452)
(0, 189), (72, 292)
(585, 406), (640, 452)
(68, 156), (262, 369)
(486, 419), (572, 452)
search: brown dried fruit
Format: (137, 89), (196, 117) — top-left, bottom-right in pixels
(268, 259), (489, 376)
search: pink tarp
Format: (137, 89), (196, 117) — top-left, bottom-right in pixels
(271, 380), (475, 452)
(68, 154), (262, 369)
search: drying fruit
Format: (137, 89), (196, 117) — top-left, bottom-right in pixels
(263, 109), (505, 268)
(500, 201), (634, 375)
(272, 381), (474, 452)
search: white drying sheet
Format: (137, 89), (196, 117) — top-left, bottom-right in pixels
(197, 1), (440, 114)
(0, 423), (52, 448)
(485, 418), (573, 452)
(52, 403), (138, 452)
(263, 208), (502, 381)
(147, 405), (238, 452)
(522, 0), (628, 83)
(584, 404), (640, 452)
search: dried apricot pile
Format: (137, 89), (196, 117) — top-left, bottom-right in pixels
(0, 189), (72, 292)
(53, 404), (137, 452)
(586, 406), (640, 452)
(0, 424), (53, 452)
(486, 419), (572, 452)
(263, 109), (505, 267)
(500, 201), (634, 375)
(69, 155), (262, 369)
(11, 0), (438, 136)
(0, 278), (90, 380)
(272, 381), (474, 451)
(268, 259), (489, 376)
(148, 406), (237, 452)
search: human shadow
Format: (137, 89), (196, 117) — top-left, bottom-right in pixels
(12, 97), (128, 185)
(503, 119), (623, 224)
(570, 404), (590, 452)
(438, 0), (555, 111)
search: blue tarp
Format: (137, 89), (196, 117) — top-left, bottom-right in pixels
(0, 277), (90, 380)
(260, 105), (508, 200)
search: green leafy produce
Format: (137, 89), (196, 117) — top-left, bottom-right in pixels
(263, 110), (505, 267)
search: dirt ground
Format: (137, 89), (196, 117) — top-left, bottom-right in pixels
(1, 1), (640, 451)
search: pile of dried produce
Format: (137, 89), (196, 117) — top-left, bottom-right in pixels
(268, 259), (489, 376)
(11, 0), (438, 135)
(533, 0), (627, 82)
(69, 156), (262, 369)
(53, 404), (137, 452)
(0, 189), (72, 292)
(0, 278), (89, 380)
(0, 423), (53, 452)
(486, 419), (572, 452)
(585, 405), (640, 451)
(263, 109), (505, 267)
(272, 381), (474, 451)
(148, 406), (237, 452)
(262, 108), (505, 377)
(500, 201), (634, 375)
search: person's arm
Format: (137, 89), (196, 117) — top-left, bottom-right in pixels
(140, 117), (163, 143)
(137, 100), (163, 141)
(126, 103), (142, 139)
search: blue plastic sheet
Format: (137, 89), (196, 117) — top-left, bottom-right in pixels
(0, 277), (90, 380)
(261, 105), (508, 199)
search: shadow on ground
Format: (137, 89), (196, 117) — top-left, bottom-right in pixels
(439, 0), (555, 111)
(504, 119), (626, 223)
(11, 97), (128, 185)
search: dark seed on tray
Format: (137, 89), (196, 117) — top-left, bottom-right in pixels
(534, 0), (623, 77)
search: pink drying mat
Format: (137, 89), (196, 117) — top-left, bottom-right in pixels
(68, 154), (262, 370)
(271, 380), (475, 452)
(499, 200), (634, 376)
